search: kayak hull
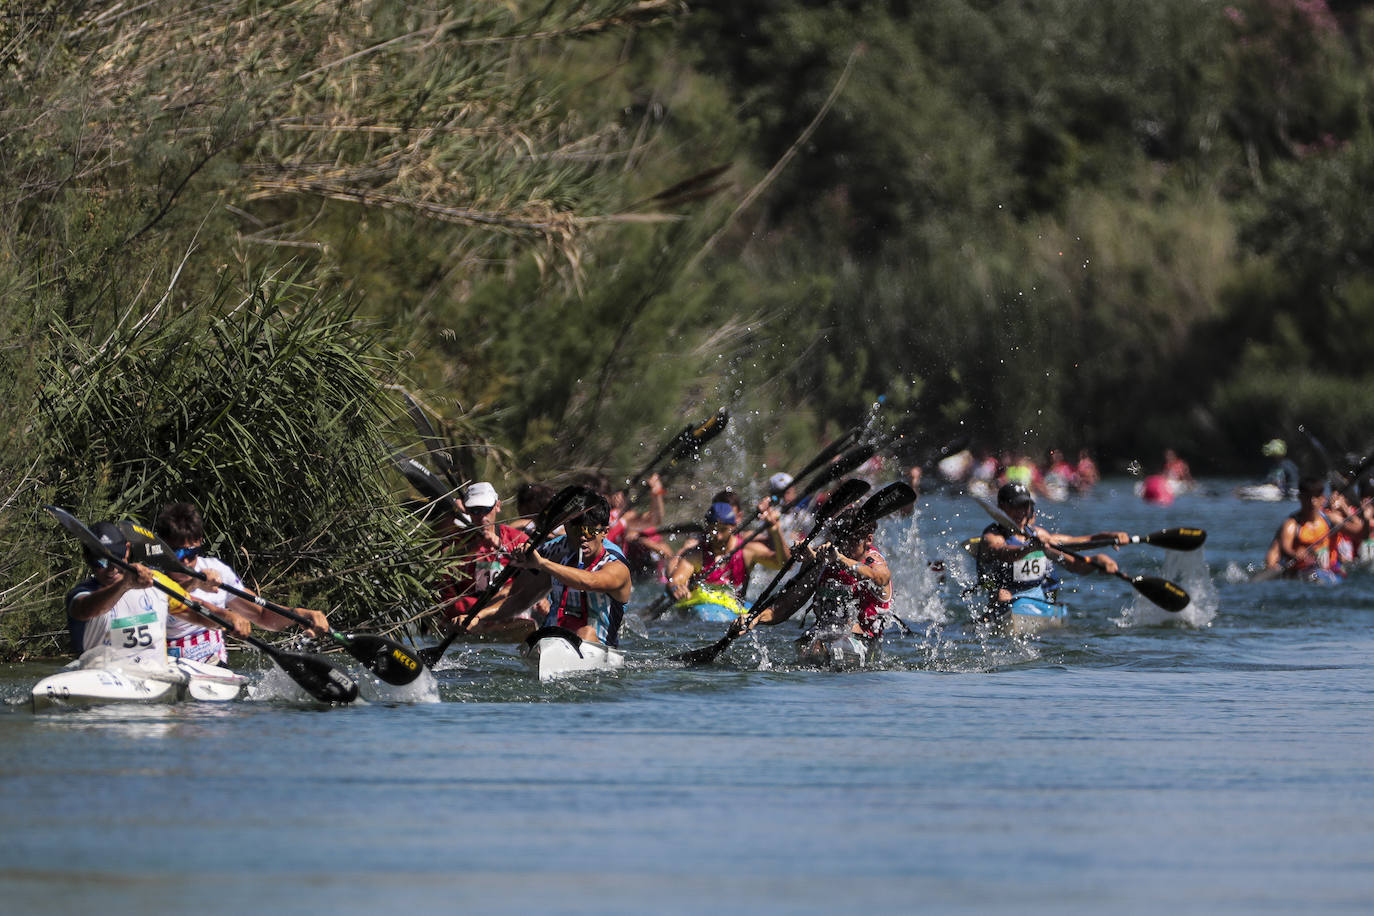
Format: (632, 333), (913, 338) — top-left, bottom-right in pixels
(32, 658), (248, 711)
(796, 632), (872, 670)
(519, 627), (625, 682)
(980, 593), (1067, 636)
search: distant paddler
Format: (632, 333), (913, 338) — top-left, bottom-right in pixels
(436, 481), (534, 640)
(664, 498), (790, 621)
(974, 483), (1129, 633)
(1262, 476), (1356, 583)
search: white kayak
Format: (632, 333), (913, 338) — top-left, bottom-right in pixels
(519, 626), (624, 682)
(796, 631), (873, 670)
(1235, 483), (1288, 502)
(32, 654), (248, 711)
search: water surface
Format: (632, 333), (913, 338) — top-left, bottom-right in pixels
(3, 479), (1372, 913)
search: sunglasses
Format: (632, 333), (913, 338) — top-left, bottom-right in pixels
(566, 523), (608, 536)
(175, 545), (202, 561)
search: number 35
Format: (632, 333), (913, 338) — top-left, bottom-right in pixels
(121, 625), (152, 648)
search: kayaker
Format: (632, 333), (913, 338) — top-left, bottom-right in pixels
(1263, 477), (1349, 581)
(153, 502), (330, 664)
(474, 489), (632, 648)
(664, 498), (790, 603)
(437, 481), (533, 639)
(974, 483), (1128, 623)
(731, 505), (893, 648)
(1262, 439), (1301, 498)
(65, 521), (252, 668)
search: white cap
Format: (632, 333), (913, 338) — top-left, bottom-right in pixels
(769, 472), (794, 494)
(463, 481), (498, 509)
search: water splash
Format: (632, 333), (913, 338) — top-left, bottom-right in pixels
(1114, 549), (1217, 628)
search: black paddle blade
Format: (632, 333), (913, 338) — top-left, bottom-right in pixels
(857, 482), (918, 524)
(1131, 576), (1191, 613)
(275, 652), (360, 703)
(1141, 527), (1207, 551)
(341, 634), (424, 685)
(669, 632), (737, 667)
(819, 478), (872, 522)
(690, 407), (729, 448)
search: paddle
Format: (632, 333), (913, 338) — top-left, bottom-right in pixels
(669, 478), (871, 666)
(790, 425), (864, 487)
(963, 526), (1208, 555)
(117, 522), (424, 686)
(972, 497), (1191, 613)
(46, 506), (359, 703)
(418, 484), (594, 668)
(403, 391), (465, 489)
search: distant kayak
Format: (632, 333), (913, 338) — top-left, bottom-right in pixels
(673, 585), (750, 622)
(1234, 483), (1288, 502)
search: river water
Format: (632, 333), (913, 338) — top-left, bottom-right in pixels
(2, 479), (1372, 914)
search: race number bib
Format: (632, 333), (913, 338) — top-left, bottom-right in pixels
(1014, 551), (1048, 584)
(107, 610), (166, 665)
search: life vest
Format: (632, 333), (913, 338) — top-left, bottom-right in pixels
(541, 536), (628, 647)
(1290, 513), (1338, 573)
(976, 523), (1056, 602)
(696, 539), (750, 590)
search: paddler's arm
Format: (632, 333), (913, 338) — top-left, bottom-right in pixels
(523, 552), (631, 604)
(1027, 529), (1119, 576)
(1043, 530), (1129, 549)
(743, 501), (790, 570)
(838, 547), (891, 590)
(666, 546), (702, 600)
(1271, 517), (1303, 565)
(172, 602), (253, 639)
(224, 594), (330, 636)
(68, 561), (157, 620)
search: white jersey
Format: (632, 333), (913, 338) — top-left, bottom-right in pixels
(70, 578), (178, 670)
(165, 555), (240, 664)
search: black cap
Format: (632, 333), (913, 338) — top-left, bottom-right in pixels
(82, 520), (128, 567)
(997, 482), (1034, 507)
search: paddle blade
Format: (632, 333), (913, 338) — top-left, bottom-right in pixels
(689, 407), (729, 448)
(669, 632), (737, 667)
(275, 652), (360, 703)
(1140, 527), (1207, 551)
(816, 478), (871, 525)
(340, 634), (424, 686)
(856, 482), (917, 524)
(1131, 576), (1191, 613)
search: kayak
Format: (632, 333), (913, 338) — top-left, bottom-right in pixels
(979, 592), (1067, 635)
(1235, 483), (1287, 502)
(673, 585), (750, 622)
(32, 656), (248, 711)
(519, 626), (625, 682)
(795, 631), (873, 670)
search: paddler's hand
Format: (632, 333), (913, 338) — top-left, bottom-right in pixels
(727, 616), (750, 637)
(296, 607), (330, 637)
(123, 562), (157, 590)
(221, 611), (253, 639)
(1091, 554), (1120, 575)
(199, 569), (222, 592)
(1096, 531), (1130, 549)
(668, 580), (689, 601)
(508, 547), (543, 571)
(758, 500), (782, 528)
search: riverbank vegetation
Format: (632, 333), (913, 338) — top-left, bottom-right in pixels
(2, 0), (1371, 655)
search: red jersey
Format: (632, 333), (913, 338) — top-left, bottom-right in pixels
(438, 524), (529, 621)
